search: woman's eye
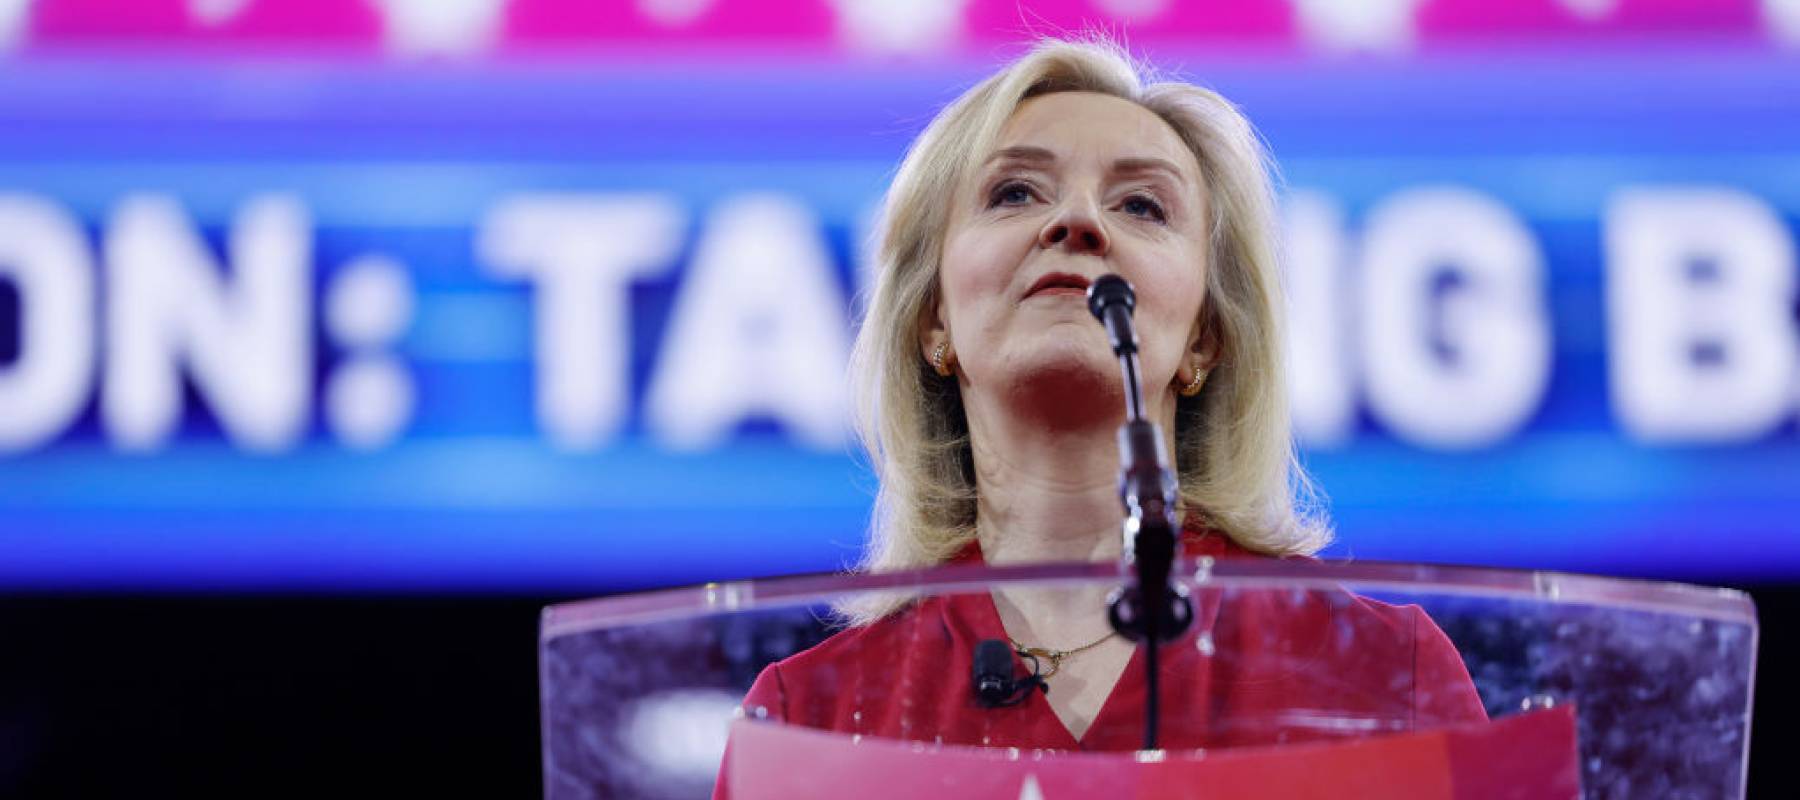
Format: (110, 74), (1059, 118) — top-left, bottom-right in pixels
(989, 181), (1035, 207)
(1121, 195), (1166, 222)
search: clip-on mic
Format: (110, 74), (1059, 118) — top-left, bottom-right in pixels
(1087, 274), (1194, 750)
(972, 639), (1047, 708)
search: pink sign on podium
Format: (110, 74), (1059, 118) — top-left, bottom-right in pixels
(727, 706), (1580, 800)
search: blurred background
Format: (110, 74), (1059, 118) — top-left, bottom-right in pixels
(0, 0), (1795, 795)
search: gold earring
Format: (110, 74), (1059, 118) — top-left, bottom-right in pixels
(932, 342), (954, 377)
(1178, 362), (1208, 397)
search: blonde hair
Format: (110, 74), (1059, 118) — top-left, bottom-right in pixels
(843, 38), (1330, 622)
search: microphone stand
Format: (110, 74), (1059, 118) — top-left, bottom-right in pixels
(1086, 274), (1193, 751)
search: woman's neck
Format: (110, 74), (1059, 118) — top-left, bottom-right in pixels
(961, 375), (1178, 568)
(971, 434), (1121, 566)
(958, 371), (1183, 718)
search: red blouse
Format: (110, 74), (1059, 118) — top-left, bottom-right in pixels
(725, 531), (1487, 783)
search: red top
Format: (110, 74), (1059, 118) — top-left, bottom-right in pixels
(722, 530), (1487, 790)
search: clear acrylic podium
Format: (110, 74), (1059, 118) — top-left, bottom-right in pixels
(540, 557), (1756, 799)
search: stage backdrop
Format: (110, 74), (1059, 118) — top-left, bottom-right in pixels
(1, 0), (1798, 592)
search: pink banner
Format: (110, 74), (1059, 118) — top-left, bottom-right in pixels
(726, 706), (1581, 799)
(13, 0), (1786, 57)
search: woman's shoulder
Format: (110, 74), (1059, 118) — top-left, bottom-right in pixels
(780, 604), (927, 673)
(1210, 574), (1486, 726)
(741, 599), (945, 722)
(1189, 526), (1420, 633)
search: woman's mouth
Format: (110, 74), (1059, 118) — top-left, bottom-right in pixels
(1024, 272), (1092, 299)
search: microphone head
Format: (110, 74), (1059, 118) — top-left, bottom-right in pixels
(972, 639), (1016, 707)
(1086, 274), (1135, 321)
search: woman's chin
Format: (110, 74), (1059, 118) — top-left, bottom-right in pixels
(998, 354), (1124, 428)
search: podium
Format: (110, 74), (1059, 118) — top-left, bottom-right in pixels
(539, 557), (1756, 799)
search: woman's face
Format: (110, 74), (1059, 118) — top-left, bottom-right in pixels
(928, 91), (1213, 419)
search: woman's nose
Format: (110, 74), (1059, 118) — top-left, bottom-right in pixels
(1038, 203), (1109, 255)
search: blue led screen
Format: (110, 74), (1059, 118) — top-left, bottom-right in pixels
(1, 51), (1798, 592)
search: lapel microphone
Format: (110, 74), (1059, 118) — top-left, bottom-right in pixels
(972, 639), (1048, 708)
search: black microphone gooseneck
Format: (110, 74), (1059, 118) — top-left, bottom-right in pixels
(1086, 274), (1194, 751)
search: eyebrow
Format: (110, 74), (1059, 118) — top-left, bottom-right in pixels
(981, 146), (1190, 187)
(1111, 157), (1190, 186)
(982, 145), (1056, 166)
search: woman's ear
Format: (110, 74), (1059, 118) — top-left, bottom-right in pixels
(918, 289), (956, 377)
(1182, 309), (1224, 372)
(1173, 309), (1222, 397)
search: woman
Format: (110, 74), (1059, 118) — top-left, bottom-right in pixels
(733, 37), (1485, 757)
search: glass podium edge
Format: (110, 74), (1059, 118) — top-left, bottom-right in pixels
(539, 558), (1757, 641)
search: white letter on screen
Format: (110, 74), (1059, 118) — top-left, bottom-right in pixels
(1605, 187), (1798, 443)
(1359, 187), (1551, 449)
(1282, 191), (1355, 448)
(479, 195), (685, 450)
(646, 194), (851, 451)
(104, 194), (313, 452)
(0, 195), (95, 451)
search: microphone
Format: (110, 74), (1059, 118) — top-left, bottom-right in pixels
(1083, 273), (1174, 543)
(971, 639), (1045, 708)
(1085, 273), (1193, 750)
(1086, 273), (1138, 357)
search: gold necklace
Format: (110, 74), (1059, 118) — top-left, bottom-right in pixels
(1008, 631), (1118, 679)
